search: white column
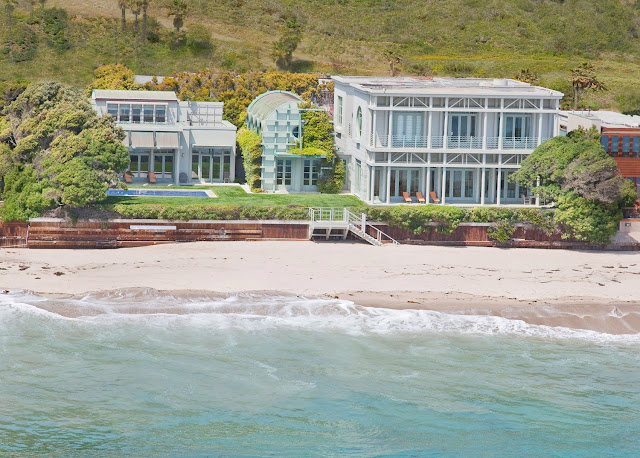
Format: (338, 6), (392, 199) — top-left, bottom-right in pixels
(370, 166), (376, 203)
(537, 112), (543, 146)
(427, 111), (432, 148)
(372, 110), (378, 148)
(482, 110), (488, 149)
(174, 151), (181, 185)
(388, 99), (394, 147)
(498, 105), (504, 150)
(426, 166), (431, 201)
(496, 162), (502, 206)
(443, 98), (449, 149)
(480, 166), (486, 206)
(441, 160), (447, 205)
(386, 165), (391, 204)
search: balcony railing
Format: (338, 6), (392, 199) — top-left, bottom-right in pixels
(371, 135), (543, 150)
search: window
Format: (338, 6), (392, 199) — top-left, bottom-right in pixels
(155, 105), (166, 123)
(277, 159), (292, 185)
(336, 96), (343, 125)
(143, 105), (154, 123)
(303, 159), (320, 186)
(131, 105), (142, 123)
(107, 104), (118, 119)
(356, 106), (363, 138)
(119, 105), (130, 122)
(504, 115), (531, 138)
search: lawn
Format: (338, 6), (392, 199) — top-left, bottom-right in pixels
(103, 185), (364, 208)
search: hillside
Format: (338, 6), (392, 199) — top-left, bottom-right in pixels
(2, 0), (640, 110)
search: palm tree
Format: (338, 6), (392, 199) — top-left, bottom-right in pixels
(118, 0), (127, 31)
(569, 63), (605, 110)
(130, 0), (142, 35)
(141, 0), (149, 43)
(167, 0), (187, 32)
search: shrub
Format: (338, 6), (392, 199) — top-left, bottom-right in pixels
(186, 25), (213, 53)
(487, 221), (516, 242)
(237, 128), (262, 190)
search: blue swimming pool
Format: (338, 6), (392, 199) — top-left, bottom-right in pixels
(107, 189), (213, 198)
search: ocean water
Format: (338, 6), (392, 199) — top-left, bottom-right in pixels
(1, 291), (639, 456)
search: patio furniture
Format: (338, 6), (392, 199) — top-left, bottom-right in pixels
(402, 192), (413, 203)
(148, 172), (157, 184)
(124, 172), (133, 184)
(416, 192), (426, 204)
(429, 191), (441, 204)
(522, 195), (535, 205)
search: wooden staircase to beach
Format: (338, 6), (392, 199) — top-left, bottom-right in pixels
(308, 208), (399, 246)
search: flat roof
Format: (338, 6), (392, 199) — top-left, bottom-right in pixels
(92, 89), (178, 102)
(561, 110), (640, 128)
(332, 76), (563, 98)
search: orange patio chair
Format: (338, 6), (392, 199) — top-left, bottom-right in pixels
(402, 191), (413, 203)
(124, 172), (133, 184)
(429, 191), (441, 204)
(148, 172), (157, 184)
(416, 192), (426, 204)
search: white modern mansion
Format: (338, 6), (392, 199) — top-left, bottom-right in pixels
(332, 76), (563, 204)
(91, 90), (237, 185)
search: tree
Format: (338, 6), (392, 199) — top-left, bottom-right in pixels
(85, 64), (143, 96)
(569, 62), (605, 110)
(513, 68), (539, 85)
(512, 129), (636, 244)
(167, 0), (187, 32)
(382, 48), (403, 76)
(0, 82), (130, 221)
(130, 0), (142, 35)
(141, 0), (149, 43)
(271, 15), (303, 71)
(118, 0), (127, 31)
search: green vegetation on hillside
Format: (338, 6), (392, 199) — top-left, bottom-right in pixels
(2, 1), (640, 110)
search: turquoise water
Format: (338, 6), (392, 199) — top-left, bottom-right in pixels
(1, 292), (639, 455)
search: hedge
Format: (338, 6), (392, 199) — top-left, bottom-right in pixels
(110, 203), (309, 221)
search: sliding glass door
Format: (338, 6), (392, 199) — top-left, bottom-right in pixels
(192, 148), (232, 183)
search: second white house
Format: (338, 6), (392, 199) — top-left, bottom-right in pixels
(332, 76), (563, 205)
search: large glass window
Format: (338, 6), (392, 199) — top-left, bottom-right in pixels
(356, 106), (363, 138)
(336, 96), (343, 125)
(504, 115), (531, 138)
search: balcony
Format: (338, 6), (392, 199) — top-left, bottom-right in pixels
(371, 135), (541, 150)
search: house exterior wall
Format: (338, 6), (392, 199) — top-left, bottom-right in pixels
(333, 77), (563, 205)
(91, 90), (237, 186)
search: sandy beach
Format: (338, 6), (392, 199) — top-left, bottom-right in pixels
(2, 241), (640, 334)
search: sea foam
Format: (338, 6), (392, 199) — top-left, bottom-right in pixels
(1, 290), (639, 344)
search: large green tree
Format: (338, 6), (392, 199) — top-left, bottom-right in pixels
(0, 82), (130, 221)
(513, 128), (636, 244)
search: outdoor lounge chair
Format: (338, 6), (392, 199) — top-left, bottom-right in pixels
(148, 172), (157, 184)
(429, 191), (441, 204)
(416, 192), (426, 204)
(124, 172), (133, 184)
(403, 191), (413, 203)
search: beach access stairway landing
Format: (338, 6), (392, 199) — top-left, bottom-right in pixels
(308, 208), (400, 246)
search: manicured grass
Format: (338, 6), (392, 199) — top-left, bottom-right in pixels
(103, 185), (363, 207)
